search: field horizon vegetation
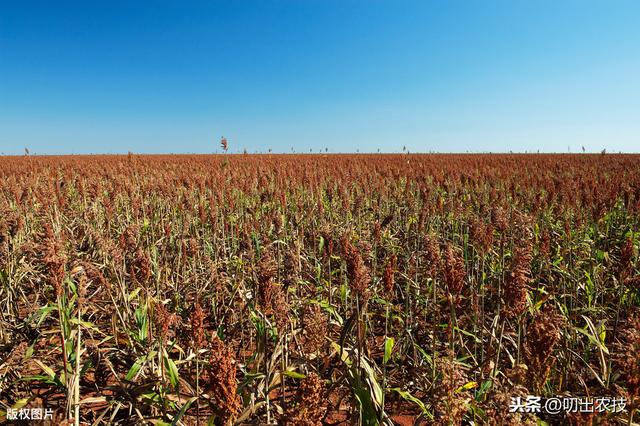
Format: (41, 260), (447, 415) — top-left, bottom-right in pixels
(1, 153), (639, 425)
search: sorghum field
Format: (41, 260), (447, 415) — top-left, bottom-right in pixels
(1, 153), (639, 426)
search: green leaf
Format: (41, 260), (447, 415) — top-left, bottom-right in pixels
(331, 341), (390, 424)
(282, 370), (306, 379)
(468, 401), (486, 418)
(475, 379), (492, 400)
(134, 305), (148, 343)
(171, 397), (197, 426)
(579, 315), (610, 355)
(25, 344), (34, 359)
(584, 271), (594, 308)
(413, 344), (433, 368)
(390, 388), (433, 419)
(69, 317), (101, 332)
(383, 337), (394, 364)
(34, 359), (56, 378)
(316, 299), (344, 325)
(20, 375), (52, 381)
(20, 375), (62, 386)
(36, 305), (57, 327)
(453, 326), (481, 343)
(165, 352), (180, 388)
(12, 398), (30, 410)
(128, 287), (141, 302)
(576, 327), (609, 355)
(125, 358), (144, 381)
(251, 232), (261, 256)
(598, 323), (606, 345)
(140, 391), (162, 404)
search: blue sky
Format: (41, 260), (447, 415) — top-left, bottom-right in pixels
(1, 1), (639, 154)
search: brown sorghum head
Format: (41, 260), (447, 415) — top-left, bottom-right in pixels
(41, 224), (66, 297)
(433, 351), (471, 426)
(207, 335), (241, 423)
(282, 372), (325, 426)
(443, 244), (465, 298)
(257, 250), (289, 330)
(523, 307), (565, 391)
(424, 235), (441, 279)
(340, 235), (371, 302)
(154, 301), (177, 344)
(491, 206), (508, 233)
(131, 248), (152, 284)
(502, 240), (533, 319)
(300, 304), (327, 354)
(470, 218), (494, 255)
(619, 236), (634, 279)
(614, 311), (640, 405)
(624, 275), (640, 290)
(190, 302), (207, 350)
(383, 254), (397, 296)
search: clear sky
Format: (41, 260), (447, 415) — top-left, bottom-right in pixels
(1, 1), (639, 154)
